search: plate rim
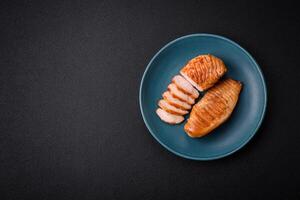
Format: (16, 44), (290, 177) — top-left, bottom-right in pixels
(139, 33), (267, 160)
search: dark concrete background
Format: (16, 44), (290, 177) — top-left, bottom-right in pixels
(0, 0), (299, 199)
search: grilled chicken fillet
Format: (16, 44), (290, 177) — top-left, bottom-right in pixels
(180, 54), (227, 91)
(184, 79), (242, 138)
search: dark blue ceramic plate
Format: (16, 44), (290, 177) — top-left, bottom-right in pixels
(139, 34), (267, 160)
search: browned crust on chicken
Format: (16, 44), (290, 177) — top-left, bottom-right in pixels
(180, 54), (227, 91)
(184, 79), (242, 138)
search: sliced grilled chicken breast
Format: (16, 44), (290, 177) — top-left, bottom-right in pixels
(180, 54), (227, 91)
(158, 99), (188, 115)
(184, 79), (242, 138)
(167, 83), (195, 105)
(156, 108), (184, 124)
(172, 75), (199, 99)
(163, 91), (191, 110)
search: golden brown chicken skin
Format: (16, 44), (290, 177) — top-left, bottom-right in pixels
(184, 79), (242, 138)
(180, 54), (227, 91)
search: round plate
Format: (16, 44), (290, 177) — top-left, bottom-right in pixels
(139, 34), (267, 160)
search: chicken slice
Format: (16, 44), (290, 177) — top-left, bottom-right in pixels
(162, 91), (191, 110)
(168, 83), (195, 105)
(172, 75), (199, 99)
(156, 108), (184, 124)
(158, 99), (188, 115)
